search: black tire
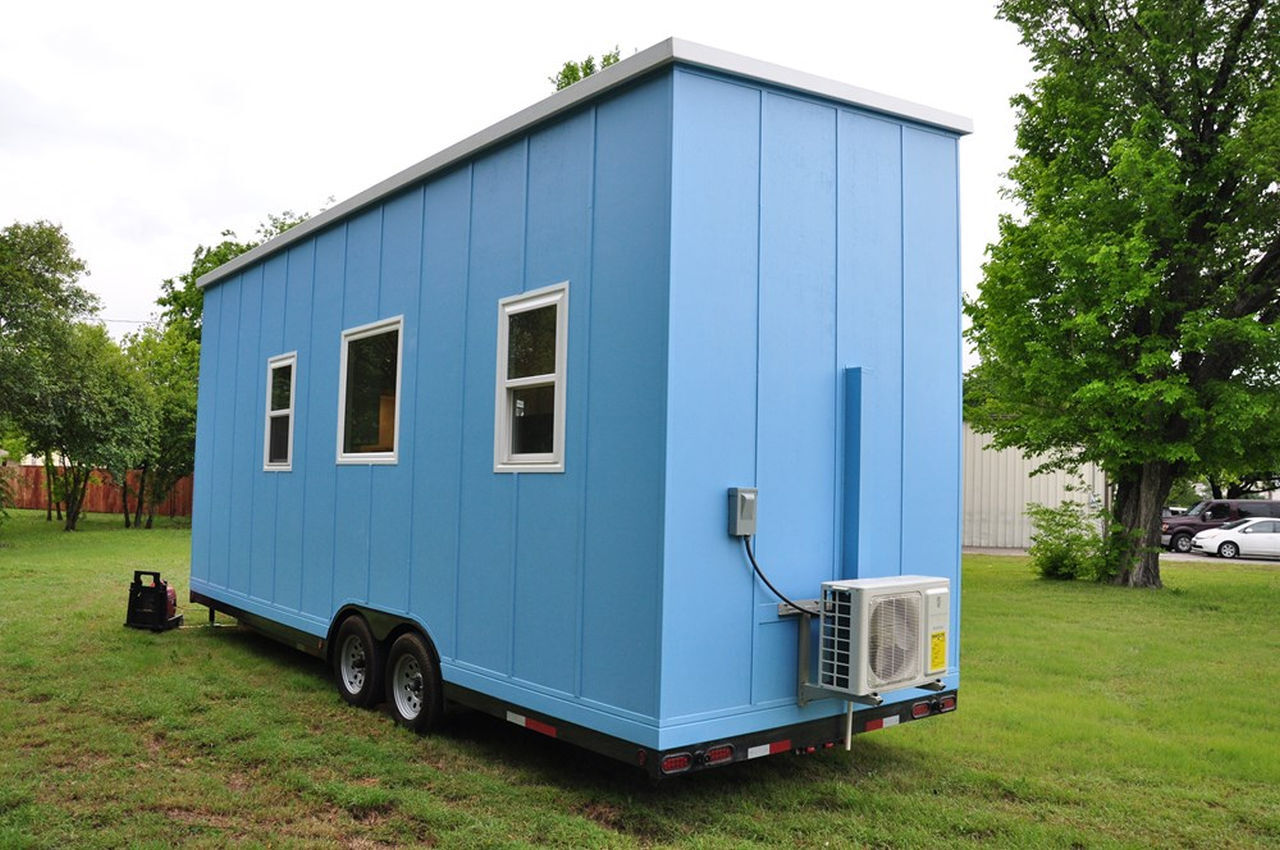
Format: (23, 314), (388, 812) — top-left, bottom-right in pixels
(1171, 534), (1193, 553)
(333, 615), (384, 708)
(1218, 541), (1239, 559)
(385, 632), (444, 733)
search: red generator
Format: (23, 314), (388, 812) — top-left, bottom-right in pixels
(125, 571), (183, 631)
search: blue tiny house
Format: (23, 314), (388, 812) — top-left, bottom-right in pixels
(191, 39), (969, 776)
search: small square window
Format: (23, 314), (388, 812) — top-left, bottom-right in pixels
(494, 283), (567, 472)
(264, 353), (296, 470)
(338, 317), (403, 464)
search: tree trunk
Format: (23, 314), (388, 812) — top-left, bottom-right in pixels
(1111, 460), (1175, 588)
(133, 465), (147, 528)
(121, 474), (131, 528)
(43, 452), (55, 522)
(63, 465), (90, 531)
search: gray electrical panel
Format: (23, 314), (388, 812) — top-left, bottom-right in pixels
(728, 487), (758, 537)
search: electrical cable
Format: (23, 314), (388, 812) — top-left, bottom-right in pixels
(743, 536), (808, 615)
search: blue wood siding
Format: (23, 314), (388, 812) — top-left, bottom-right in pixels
(664, 68), (961, 744)
(191, 75), (673, 741)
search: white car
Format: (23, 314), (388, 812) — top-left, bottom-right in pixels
(1190, 518), (1280, 559)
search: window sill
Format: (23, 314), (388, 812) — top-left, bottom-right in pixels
(337, 453), (399, 466)
(494, 460), (564, 474)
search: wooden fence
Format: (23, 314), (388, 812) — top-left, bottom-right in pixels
(4, 465), (193, 518)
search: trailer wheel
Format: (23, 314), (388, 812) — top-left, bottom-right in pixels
(385, 632), (443, 733)
(333, 615), (383, 708)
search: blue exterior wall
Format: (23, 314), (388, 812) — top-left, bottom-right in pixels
(191, 73), (673, 746)
(192, 63), (962, 752)
(661, 68), (961, 746)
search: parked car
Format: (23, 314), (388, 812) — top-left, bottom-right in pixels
(1161, 499), (1280, 552)
(1190, 518), (1280, 559)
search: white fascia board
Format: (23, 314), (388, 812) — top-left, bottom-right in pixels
(197, 37), (971, 290)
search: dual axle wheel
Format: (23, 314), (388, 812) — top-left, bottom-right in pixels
(332, 616), (443, 731)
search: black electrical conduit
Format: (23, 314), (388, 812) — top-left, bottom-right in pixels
(743, 536), (809, 616)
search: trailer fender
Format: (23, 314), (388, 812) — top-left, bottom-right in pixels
(326, 605), (442, 669)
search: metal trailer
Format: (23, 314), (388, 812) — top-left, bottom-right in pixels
(190, 38), (969, 778)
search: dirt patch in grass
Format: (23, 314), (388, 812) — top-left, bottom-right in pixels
(579, 799), (625, 831)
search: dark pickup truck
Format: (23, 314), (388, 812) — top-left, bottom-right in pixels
(1162, 499), (1280, 552)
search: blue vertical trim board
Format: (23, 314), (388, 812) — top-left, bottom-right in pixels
(843, 367), (863, 578)
(189, 64), (963, 748)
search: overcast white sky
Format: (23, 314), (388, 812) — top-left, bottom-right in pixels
(2, 1), (1032, 349)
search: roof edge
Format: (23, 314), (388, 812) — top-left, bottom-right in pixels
(198, 37), (970, 289)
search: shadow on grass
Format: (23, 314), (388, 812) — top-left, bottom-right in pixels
(186, 619), (931, 844)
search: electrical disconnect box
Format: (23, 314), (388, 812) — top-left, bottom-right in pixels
(728, 488), (758, 537)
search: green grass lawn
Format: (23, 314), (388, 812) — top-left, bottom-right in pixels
(1, 509), (1277, 848)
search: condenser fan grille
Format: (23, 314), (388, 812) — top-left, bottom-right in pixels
(867, 594), (920, 685)
(819, 583), (933, 697)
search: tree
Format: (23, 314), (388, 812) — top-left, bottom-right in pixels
(21, 323), (152, 530)
(549, 47), (620, 91)
(966, 1), (1280, 588)
(0, 221), (98, 420)
(123, 323), (198, 526)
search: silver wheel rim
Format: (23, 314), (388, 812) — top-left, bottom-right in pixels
(393, 653), (424, 720)
(1175, 536), (1191, 552)
(1222, 543), (1236, 558)
(340, 634), (368, 695)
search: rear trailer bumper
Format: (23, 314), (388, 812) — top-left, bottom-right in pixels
(446, 682), (958, 780)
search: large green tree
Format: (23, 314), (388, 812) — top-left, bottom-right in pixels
(966, 1), (1280, 587)
(21, 323), (153, 530)
(0, 221), (98, 421)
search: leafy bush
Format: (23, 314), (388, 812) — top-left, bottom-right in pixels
(1026, 497), (1128, 582)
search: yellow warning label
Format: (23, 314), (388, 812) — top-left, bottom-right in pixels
(930, 631), (947, 672)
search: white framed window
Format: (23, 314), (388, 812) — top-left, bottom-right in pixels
(264, 352), (297, 471)
(337, 316), (403, 465)
(494, 282), (568, 473)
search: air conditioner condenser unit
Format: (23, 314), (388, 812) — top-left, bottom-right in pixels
(818, 575), (950, 698)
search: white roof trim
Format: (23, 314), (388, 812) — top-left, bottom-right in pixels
(198, 37), (972, 290)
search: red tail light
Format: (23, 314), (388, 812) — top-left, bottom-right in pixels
(938, 695), (957, 712)
(704, 745), (733, 765)
(661, 753), (692, 774)
(911, 701), (933, 719)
